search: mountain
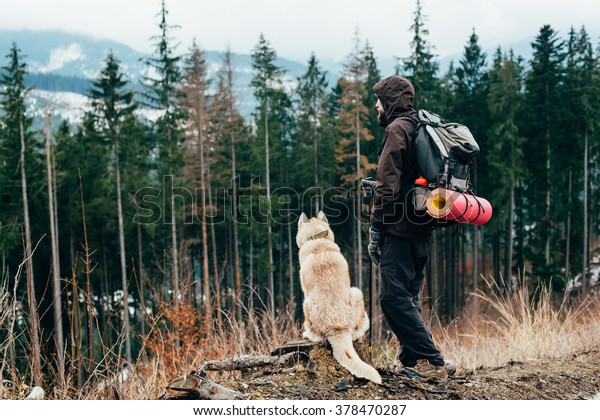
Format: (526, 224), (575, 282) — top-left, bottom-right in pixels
(0, 29), (312, 120)
(0, 29), (145, 79)
(1, 29), (575, 125)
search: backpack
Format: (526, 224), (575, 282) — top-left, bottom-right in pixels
(408, 109), (480, 193)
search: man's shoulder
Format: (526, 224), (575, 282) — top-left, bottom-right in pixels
(385, 115), (417, 135)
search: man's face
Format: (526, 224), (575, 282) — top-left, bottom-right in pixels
(375, 99), (384, 124)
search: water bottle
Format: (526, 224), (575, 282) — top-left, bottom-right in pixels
(412, 176), (429, 212)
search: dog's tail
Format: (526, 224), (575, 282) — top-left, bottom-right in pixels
(328, 332), (382, 384)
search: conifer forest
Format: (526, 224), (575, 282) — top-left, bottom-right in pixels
(1, 0), (599, 398)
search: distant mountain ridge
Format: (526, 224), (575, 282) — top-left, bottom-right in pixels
(1, 28), (572, 124)
(0, 29), (310, 81)
(0, 29), (316, 119)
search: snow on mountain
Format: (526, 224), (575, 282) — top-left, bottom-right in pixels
(26, 89), (91, 125)
(36, 43), (86, 74)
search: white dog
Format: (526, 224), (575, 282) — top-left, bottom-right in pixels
(296, 211), (381, 384)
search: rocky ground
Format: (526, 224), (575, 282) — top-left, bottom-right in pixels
(164, 342), (600, 400)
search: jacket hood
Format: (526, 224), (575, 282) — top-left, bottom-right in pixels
(373, 75), (415, 127)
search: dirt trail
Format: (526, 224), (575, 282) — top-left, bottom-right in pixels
(208, 346), (600, 400)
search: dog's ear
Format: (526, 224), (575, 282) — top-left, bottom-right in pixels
(317, 211), (328, 224)
(298, 212), (308, 227)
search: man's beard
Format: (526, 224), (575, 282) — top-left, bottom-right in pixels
(378, 112), (388, 128)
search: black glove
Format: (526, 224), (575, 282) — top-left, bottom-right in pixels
(368, 226), (384, 265)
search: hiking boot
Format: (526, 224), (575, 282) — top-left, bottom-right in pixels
(401, 360), (448, 379)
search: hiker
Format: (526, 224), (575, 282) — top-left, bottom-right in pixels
(367, 75), (451, 379)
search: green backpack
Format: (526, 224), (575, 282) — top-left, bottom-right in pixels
(409, 109), (480, 193)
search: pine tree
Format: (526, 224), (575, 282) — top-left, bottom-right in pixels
(523, 25), (566, 283)
(562, 27), (599, 291)
(142, 0), (186, 306)
(119, 113), (152, 338)
(210, 47), (245, 320)
(336, 29), (375, 291)
(0, 43), (42, 385)
(294, 52), (332, 208)
(398, 0), (439, 109)
(576, 28), (599, 293)
(250, 33), (289, 317)
(43, 109), (65, 382)
(562, 28), (580, 281)
(448, 30), (490, 304)
(487, 50), (525, 291)
(55, 112), (112, 366)
(362, 42), (383, 172)
(181, 42), (213, 322)
(90, 51), (137, 363)
(452, 29), (489, 139)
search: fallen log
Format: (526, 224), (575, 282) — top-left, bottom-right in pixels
(271, 340), (319, 356)
(200, 352), (296, 372)
(165, 373), (249, 400)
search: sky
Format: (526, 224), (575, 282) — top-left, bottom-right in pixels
(1, 0), (599, 64)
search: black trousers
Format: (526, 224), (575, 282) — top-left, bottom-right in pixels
(379, 234), (444, 367)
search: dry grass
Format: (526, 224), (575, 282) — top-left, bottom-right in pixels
(433, 279), (600, 371)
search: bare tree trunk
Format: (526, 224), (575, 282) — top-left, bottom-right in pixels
(44, 112), (65, 382)
(52, 147), (60, 260)
(505, 173), (515, 292)
(545, 140), (551, 268)
(460, 233), (466, 306)
(516, 181), (526, 286)
(78, 169), (99, 370)
(453, 233), (459, 316)
(544, 82), (551, 270)
(206, 154), (221, 325)
(565, 170), (572, 278)
(168, 124), (180, 307)
(69, 264), (83, 390)
(287, 215), (294, 312)
(138, 224), (146, 337)
(199, 125), (211, 326)
(171, 194), (180, 306)
(472, 225), (479, 315)
(428, 230), (437, 311)
(582, 129), (589, 294)
(226, 53), (242, 323)
(19, 117), (41, 386)
(355, 98), (363, 291)
(112, 136), (131, 364)
(100, 232), (110, 347)
(265, 102), (275, 323)
(249, 234), (254, 313)
(276, 228), (283, 310)
(481, 229), (487, 281)
(313, 106), (319, 213)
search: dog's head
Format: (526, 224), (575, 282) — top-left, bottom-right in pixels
(296, 211), (334, 249)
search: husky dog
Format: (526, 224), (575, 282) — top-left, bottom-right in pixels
(296, 211), (382, 384)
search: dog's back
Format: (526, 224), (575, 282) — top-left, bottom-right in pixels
(297, 212), (382, 384)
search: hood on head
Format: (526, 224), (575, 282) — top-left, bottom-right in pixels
(373, 75), (415, 127)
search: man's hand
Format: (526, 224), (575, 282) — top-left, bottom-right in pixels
(368, 226), (384, 265)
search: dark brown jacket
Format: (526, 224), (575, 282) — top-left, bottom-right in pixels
(370, 75), (432, 241)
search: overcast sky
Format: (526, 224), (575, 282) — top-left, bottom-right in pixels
(1, 0), (599, 64)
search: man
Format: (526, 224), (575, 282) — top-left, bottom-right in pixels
(367, 75), (450, 379)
